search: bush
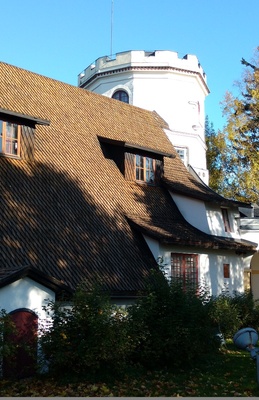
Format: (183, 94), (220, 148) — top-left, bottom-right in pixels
(39, 286), (134, 378)
(208, 293), (241, 339)
(40, 271), (259, 378)
(127, 269), (218, 370)
(208, 289), (259, 339)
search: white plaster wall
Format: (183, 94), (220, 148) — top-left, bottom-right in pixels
(170, 192), (211, 234)
(143, 235), (248, 296)
(0, 277), (55, 320)
(164, 128), (207, 173)
(131, 71), (206, 134)
(170, 192), (241, 239)
(240, 230), (259, 249)
(206, 204), (240, 238)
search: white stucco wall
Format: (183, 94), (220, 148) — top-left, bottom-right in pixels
(0, 277), (55, 321)
(143, 235), (248, 297)
(170, 191), (241, 240)
(170, 192), (211, 234)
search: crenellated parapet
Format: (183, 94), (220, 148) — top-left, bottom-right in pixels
(78, 50), (208, 91)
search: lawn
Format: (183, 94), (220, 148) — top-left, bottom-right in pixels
(0, 342), (259, 397)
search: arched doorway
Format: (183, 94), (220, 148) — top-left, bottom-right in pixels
(3, 309), (38, 378)
(250, 252), (259, 301)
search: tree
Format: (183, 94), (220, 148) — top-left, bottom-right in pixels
(220, 47), (259, 202)
(205, 116), (226, 193)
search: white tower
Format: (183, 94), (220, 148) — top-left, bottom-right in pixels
(78, 50), (210, 184)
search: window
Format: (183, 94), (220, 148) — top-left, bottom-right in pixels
(175, 147), (188, 167)
(0, 120), (21, 157)
(136, 155), (155, 184)
(112, 90), (129, 103)
(222, 208), (231, 232)
(123, 152), (163, 184)
(223, 264), (230, 279)
(171, 254), (198, 288)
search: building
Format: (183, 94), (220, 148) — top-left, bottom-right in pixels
(78, 50), (209, 184)
(0, 61), (257, 376)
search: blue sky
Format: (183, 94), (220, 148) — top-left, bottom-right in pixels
(1, 0), (258, 131)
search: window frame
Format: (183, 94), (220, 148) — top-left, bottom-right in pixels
(221, 208), (232, 232)
(171, 253), (198, 288)
(223, 263), (230, 279)
(175, 146), (188, 167)
(112, 90), (129, 104)
(135, 154), (156, 184)
(0, 120), (21, 158)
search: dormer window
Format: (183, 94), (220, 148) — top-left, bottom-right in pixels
(0, 120), (21, 157)
(97, 136), (169, 186)
(136, 155), (156, 184)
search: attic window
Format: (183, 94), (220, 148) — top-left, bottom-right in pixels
(0, 120), (21, 157)
(136, 155), (156, 184)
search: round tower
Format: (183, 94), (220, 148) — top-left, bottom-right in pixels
(78, 50), (210, 184)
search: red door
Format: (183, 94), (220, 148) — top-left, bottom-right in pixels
(3, 309), (38, 378)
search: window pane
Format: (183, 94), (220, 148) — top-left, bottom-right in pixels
(146, 169), (154, 183)
(145, 157), (154, 183)
(185, 256), (197, 285)
(5, 139), (17, 155)
(5, 123), (18, 155)
(112, 90), (129, 103)
(171, 255), (182, 278)
(136, 168), (144, 181)
(6, 123), (18, 139)
(136, 155), (144, 168)
(146, 157), (152, 169)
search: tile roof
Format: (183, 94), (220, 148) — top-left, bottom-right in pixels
(163, 157), (252, 208)
(0, 62), (256, 296)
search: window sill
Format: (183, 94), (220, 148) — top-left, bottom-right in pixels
(0, 152), (21, 160)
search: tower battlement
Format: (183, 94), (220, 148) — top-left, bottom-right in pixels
(78, 50), (207, 88)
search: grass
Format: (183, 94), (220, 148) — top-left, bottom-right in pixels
(0, 341), (259, 396)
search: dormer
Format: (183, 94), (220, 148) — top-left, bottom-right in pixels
(0, 108), (50, 161)
(98, 136), (174, 186)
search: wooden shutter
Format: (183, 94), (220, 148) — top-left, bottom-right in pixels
(21, 126), (35, 161)
(155, 159), (163, 183)
(124, 152), (135, 181)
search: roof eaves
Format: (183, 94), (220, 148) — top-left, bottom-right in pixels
(162, 180), (252, 209)
(0, 107), (50, 126)
(126, 217), (257, 252)
(98, 136), (175, 158)
(0, 265), (72, 295)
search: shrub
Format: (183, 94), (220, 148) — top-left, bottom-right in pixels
(208, 293), (241, 339)
(127, 269), (218, 370)
(208, 289), (259, 339)
(39, 286), (134, 378)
